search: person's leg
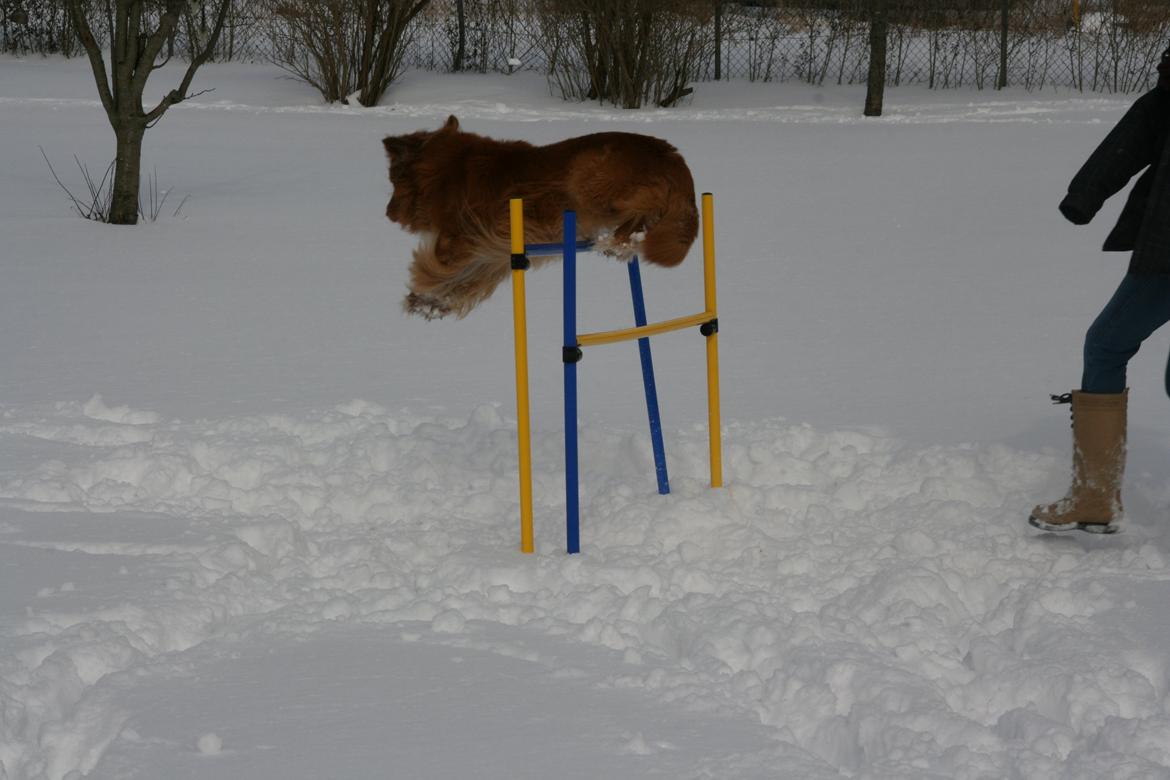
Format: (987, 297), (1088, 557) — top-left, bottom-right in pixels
(1032, 273), (1170, 533)
(1082, 273), (1170, 393)
(1029, 388), (1127, 533)
(1165, 339), (1170, 397)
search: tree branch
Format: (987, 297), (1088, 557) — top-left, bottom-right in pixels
(131, 3), (183, 98)
(66, 0), (117, 125)
(111, 1), (133, 110)
(145, 0), (232, 125)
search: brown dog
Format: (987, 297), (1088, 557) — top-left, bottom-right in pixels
(383, 116), (699, 319)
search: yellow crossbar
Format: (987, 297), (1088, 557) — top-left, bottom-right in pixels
(577, 310), (716, 347)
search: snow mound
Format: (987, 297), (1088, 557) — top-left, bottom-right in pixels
(2, 400), (1170, 778)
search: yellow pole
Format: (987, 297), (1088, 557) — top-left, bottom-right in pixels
(1072, 0), (1080, 27)
(702, 193), (723, 488)
(511, 198), (535, 553)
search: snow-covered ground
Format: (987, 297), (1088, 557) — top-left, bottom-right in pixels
(2, 56), (1170, 779)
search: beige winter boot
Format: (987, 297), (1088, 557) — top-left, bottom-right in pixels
(1029, 389), (1127, 534)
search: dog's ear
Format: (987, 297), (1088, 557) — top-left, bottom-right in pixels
(442, 115), (460, 132)
(383, 135), (413, 161)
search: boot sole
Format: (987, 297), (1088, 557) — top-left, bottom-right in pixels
(1028, 515), (1120, 535)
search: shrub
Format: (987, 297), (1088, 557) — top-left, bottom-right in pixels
(536, 0), (712, 108)
(270, 0), (430, 106)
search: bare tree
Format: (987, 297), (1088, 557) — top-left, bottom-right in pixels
(270, 0), (430, 106)
(66, 0), (231, 224)
(864, 0), (888, 115)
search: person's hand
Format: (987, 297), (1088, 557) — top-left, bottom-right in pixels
(1059, 196), (1092, 225)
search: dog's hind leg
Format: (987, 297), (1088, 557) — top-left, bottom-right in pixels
(404, 291), (455, 320)
(403, 233), (510, 319)
(637, 184), (699, 269)
(431, 237), (512, 318)
(403, 234), (456, 319)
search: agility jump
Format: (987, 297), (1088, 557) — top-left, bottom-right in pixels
(510, 194), (723, 554)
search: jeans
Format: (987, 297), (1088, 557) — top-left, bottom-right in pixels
(1082, 272), (1170, 395)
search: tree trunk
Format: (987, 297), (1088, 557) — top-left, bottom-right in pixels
(997, 0), (1009, 90)
(454, 0), (466, 71)
(110, 123), (145, 225)
(864, 0), (888, 117)
(713, 0), (722, 81)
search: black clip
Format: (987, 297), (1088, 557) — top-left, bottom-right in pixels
(700, 318), (719, 337)
(563, 346), (583, 364)
(511, 253), (530, 271)
(1050, 393), (1072, 405)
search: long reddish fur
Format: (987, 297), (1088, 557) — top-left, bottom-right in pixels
(383, 116), (699, 319)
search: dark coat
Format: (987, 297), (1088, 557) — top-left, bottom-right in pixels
(1060, 88), (1170, 275)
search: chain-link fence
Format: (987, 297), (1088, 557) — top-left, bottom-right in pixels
(401, 0), (1170, 93)
(0, 0), (270, 60)
(4, 0), (1169, 94)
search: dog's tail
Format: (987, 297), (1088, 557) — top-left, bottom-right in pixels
(641, 180), (699, 269)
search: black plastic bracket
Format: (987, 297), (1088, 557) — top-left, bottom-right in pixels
(563, 346), (583, 364)
(511, 253), (530, 271)
(700, 318), (719, 337)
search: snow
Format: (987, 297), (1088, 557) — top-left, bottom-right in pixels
(2, 56), (1170, 779)
(194, 733), (221, 756)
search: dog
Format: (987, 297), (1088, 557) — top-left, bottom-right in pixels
(382, 116), (699, 319)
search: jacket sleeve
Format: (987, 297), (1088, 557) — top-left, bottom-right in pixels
(1061, 88), (1170, 225)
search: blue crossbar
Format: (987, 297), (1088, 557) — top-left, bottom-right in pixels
(528, 241), (594, 257)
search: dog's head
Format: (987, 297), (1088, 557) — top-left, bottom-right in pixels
(382, 115), (461, 229)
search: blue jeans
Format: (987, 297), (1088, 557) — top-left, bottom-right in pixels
(1082, 272), (1170, 395)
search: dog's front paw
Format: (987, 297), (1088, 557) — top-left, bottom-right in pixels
(593, 230), (645, 261)
(404, 292), (453, 320)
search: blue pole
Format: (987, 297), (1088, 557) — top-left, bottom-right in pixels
(627, 258), (670, 495)
(563, 211), (580, 554)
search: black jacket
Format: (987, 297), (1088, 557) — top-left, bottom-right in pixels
(1060, 88), (1170, 275)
